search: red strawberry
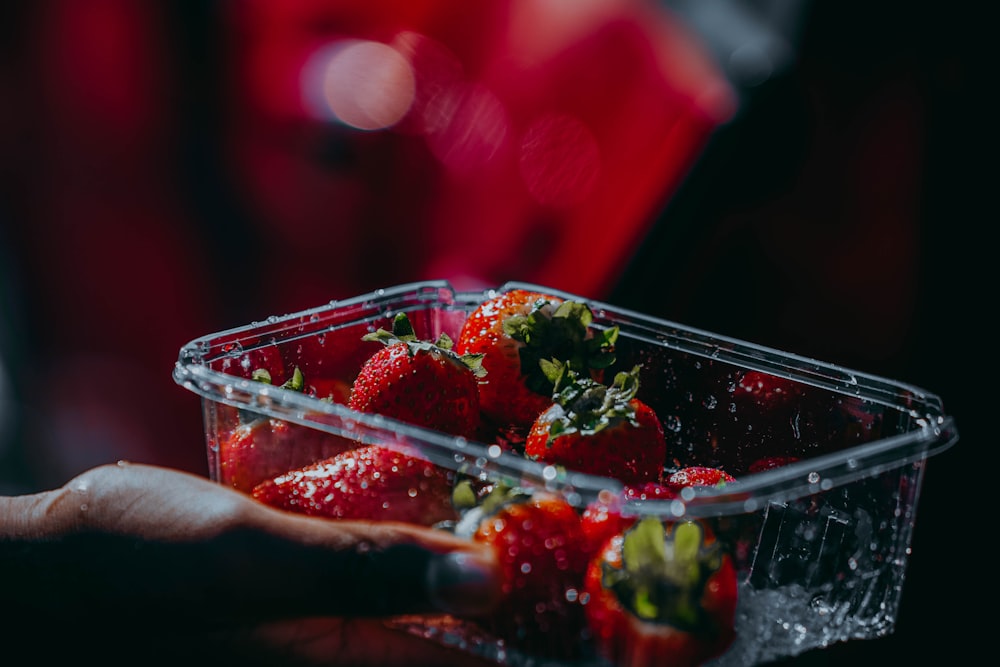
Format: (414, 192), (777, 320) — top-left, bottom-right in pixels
(624, 482), (680, 502)
(348, 312), (485, 438)
(747, 455), (800, 473)
(525, 365), (666, 486)
(455, 289), (618, 433)
(218, 366), (355, 493)
(251, 443), (458, 526)
(666, 466), (736, 491)
(733, 370), (803, 408)
(218, 417), (356, 493)
(307, 376), (352, 404)
(584, 517), (738, 667)
(459, 486), (591, 659)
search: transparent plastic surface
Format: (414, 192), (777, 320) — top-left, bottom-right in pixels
(173, 281), (958, 666)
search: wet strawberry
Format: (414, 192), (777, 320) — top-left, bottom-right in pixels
(525, 365), (666, 486)
(584, 517), (738, 667)
(747, 455), (800, 473)
(348, 312), (485, 438)
(218, 366), (355, 493)
(251, 443), (458, 526)
(666, 466), (736, 491)
(218, 417), (356, 493)
(733, 370), (803, 408)
(455, 289), (617, 433)
(458, 486), (591, 660)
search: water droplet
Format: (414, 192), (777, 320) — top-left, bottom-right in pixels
(670, 499), (687, 517)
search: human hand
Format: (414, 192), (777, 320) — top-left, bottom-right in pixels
(0, 462), (501, 666)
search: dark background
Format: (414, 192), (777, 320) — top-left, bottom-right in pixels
(613, 2), (979, 664)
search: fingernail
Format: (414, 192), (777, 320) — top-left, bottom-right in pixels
(426, 550), (501, 616)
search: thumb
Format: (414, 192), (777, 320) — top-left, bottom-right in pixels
(240, 508), (503, 619)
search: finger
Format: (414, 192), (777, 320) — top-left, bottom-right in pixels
(199, 512), (502, 620)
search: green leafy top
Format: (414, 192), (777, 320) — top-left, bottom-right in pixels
(252, 365), (305, 392)
(503, 299), (618, 398)
(603, 517), (724, 631)
(363, 312), (486, 378)
(541, 364), (644, 440)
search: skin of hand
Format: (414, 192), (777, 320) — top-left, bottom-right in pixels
(0, 462), (502, 666)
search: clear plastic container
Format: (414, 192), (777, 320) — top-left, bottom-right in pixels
(173, 280), (958, 666)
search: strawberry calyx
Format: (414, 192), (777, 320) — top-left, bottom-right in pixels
(451, 481), (533, 538)
(239, 366), (306, 423)
(503, 299), (618, 398)
(542, 364), (643, 439)
(252, 365), (305, 392)
(603, 517), (724, 632)
(363, 312), (486, 378)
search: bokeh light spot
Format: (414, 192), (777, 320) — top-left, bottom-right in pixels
(302, 39), (415, 130)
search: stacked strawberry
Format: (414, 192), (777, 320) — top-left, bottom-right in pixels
(524, 364), (667, 486)
(252, 443), (458, 525)
(455, 289), (618, 436)
(218, 366), (357, 493)
(247, 312), (485, 521)
(219, 416), (357, 493)
(349, 311), (486, 439)
(584, 517), (738, 667)
(456, 485), (592, 660)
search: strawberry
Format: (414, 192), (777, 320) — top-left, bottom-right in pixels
(457, 485), (591, 660)
(218, 417), (356, 493)
(306, 376), (352, 404)
(746, 455), (800, 473)
(455, 289), (618, 434)
(624, 482), (680, 502)
(251, 443), (458, 526)
(732, 370), (803, 408)
(525, 365), (666, 486)
(348, 312), (485, 438)
(218, 366), (355, 493)
(584, 517), (738, 667)
(666, 466), (736, 491)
